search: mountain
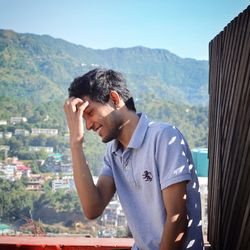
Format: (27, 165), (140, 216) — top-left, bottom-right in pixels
(0, 29), (208, 106)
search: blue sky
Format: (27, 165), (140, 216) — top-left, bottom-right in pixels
(0, 0), (249, 60)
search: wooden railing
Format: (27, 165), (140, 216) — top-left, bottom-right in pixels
(207, 5), (250, 250)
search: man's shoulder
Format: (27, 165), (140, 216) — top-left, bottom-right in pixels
(138, 113), (175, 135)
(147, 120), (177, 135)
(145, 120), (188, 147)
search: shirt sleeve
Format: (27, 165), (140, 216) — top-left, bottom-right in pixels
(100, 145), (113, 177)
(155, 126), (192, 190)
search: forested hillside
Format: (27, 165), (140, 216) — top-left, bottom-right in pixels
(0, 29), (208, 104)
(0, 29), (209, 149)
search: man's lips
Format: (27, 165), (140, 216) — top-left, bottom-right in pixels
(94, 125), (102, 135)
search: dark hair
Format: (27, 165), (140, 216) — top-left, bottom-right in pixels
(68, 68), (136, 112)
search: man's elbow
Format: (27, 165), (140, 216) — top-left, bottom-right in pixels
(168, 212), (188, 240)
(176, 214), (188, 241)
(178, 213), (188, 232)
(84, 212), (100, 220)
(83, 206), (103, 220)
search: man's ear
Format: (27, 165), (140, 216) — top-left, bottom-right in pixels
(109, 91), (121, 107)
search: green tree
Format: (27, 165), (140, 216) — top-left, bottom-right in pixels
(8, 137), (23, 155)
(35, 150), (48, 160)
(30, 135), (47, 147)
(0, 179), (34, 223)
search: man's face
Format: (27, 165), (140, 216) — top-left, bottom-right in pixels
(82, 96), (123, 143)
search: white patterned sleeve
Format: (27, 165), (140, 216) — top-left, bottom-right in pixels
(156, 126), (192, 190)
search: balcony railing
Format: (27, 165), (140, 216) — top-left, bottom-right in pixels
(0, 236), (134, 249)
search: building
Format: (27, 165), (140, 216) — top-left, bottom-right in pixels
(52, 179), (69, 191)
(191, 148), (208, 177)
(3, 132), (12, 139)
(0, 145), (10, 151)
(29, 146), (54, 154)
(0, 132), (12, 139)
(14, 129), (30, 136)
(52, 175), (76, 191)
(1, 165), (16, 180)
(0, 224), (11, 235)
(0, 120), (7, 125)
(15, 165), (31, 178)
(25, 174), (45, 191)
(31, 128), (58, 137)
(101, 200), (127, 227)
(10, 117), (27, 124)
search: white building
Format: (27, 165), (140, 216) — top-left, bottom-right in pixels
(52, 179), (69, 191)
(31, 128), (58, 137)
(4, 132), (12, 138)
(0, 145), (10, 152)
(10, 117), (27, 124)
(101, 200), (127, 228)
(29, 146), (54, 154)
(0, 120), (7, 125)
(2, 165), (16, 180)
(52, 175), (76, 192)
(15, 129), (30, 136)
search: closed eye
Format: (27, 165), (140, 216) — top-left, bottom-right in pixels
(82, 108), (93, 119)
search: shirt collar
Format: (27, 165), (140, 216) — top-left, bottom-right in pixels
(111, 113), (150, 154)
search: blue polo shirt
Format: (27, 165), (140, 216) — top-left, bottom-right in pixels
(101, 113), (204, 250)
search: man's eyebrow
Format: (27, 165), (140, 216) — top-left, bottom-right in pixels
(84, 105), (92, 113)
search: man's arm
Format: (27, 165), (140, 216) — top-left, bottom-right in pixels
(70, 143), (116, 219)
(160, 181), (188, 250)
(64, 98), (116, 219)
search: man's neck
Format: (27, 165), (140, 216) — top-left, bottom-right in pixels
(118, 111), (139, 149)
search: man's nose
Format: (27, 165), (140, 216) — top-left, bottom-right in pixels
(85, 119), (93, 130)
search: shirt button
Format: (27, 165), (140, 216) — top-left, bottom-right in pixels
(124, 165), (129, 171)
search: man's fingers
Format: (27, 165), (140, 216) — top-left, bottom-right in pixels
(76, 101), (89, 122)
(64, 97), (85, 113)
(64, 97), (78, 108)
(71, 98), (84, 107)
(77, 101), (89, 112)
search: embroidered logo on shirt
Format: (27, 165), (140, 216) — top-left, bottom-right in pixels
(142, 171), (153, 182)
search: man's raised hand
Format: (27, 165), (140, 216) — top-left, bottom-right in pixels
(64, 97), (89, 145)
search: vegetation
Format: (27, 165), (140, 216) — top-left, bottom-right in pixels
(0, 178), (36, 224)
(0, 178), (82, 225)
(0, 29), (208, 106)
(136, 93), (208, 148)
(0, 28), (209, 167)
(0, 95), (207, 172)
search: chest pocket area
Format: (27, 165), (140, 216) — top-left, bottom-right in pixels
(130, 151), (159, 192)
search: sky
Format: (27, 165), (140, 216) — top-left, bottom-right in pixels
(0, 0), (249, 60)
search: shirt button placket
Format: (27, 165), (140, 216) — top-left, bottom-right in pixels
(124, 164), (129, 171)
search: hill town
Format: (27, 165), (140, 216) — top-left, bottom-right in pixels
(0, 29), (209, 238)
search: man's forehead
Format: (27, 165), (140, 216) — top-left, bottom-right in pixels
(81, 96), (105, 108)
(81, 96), (96, 107)
(82, 96), (91, 102)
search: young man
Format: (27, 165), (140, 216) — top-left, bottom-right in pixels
(64, 68), (204, 250)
